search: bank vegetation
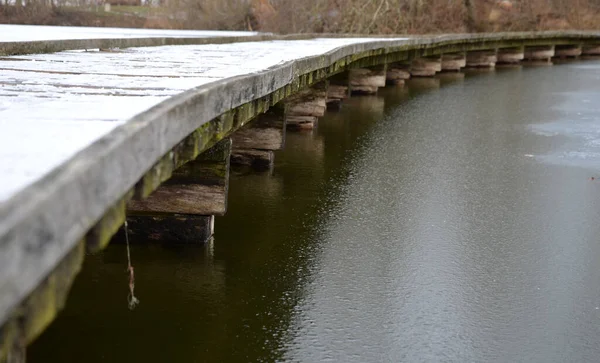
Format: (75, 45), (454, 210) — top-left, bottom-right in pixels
(1, 0), (600, 34)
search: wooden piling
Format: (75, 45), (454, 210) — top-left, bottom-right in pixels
(326, 72), (350, 109)
(285, 81), (327, 130)
(466, 50), (497, 67)
(386, 63), (411, 85)
(524, 45), (555, 62)
(554, 44), (582, 58)
(230, 107), (285, 170)
(497, 47), (524, 64)
(349, 65), (387, 94)
(125, 139), (231, 243)
(411, 57), (442, 77)
(441, 53), (466, 72)
(582, 44), (600, 55)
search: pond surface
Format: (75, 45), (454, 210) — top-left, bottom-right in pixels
(30, 59), (600, 362)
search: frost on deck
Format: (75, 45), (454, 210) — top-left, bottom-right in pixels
(0, 24), (260, 42)
(0, 37), (406, 203)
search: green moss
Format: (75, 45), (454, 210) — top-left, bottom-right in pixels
(86, 191), (131, 252)
(0, 318), (20, 363)
(3, 239), (86, 352)
(133, 151), (176, 200)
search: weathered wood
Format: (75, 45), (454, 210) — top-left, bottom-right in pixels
(326, 73), (350, 108)
(231, 149), (274, 170)
(127, 139), (231, 216)
(327, 85), (349, 100)
(288, 102), (326, 117)
(231, 108), (286, 151)
(582, 44), (600, 55)
(441, 53), (466, 71)
(125, 215), (214, 244)
(286, 83), (327, 117)
(411, 57), (442, 77)
(127, 184), (227, 216)
(386, 63), (411, 85)
(524, 45), (555, 60)
(497, 47), (524, 64)
(285, 82), (328, 130)
(466, 50), (497, 67)
(349, 66), (387, 94)
(554, 44), (582, 58)
(286, 115), (319, 130)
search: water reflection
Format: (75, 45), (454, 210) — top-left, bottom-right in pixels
(285, 60), (600, 362)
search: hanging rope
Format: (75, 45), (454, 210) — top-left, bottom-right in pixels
(124, 221), (140, 310)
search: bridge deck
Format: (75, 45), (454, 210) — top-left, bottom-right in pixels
(0, 37), (396, 202)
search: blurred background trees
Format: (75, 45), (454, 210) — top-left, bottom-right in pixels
(1, 0), (600, 33)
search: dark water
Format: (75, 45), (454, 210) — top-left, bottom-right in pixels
(30, 60), (600, 362)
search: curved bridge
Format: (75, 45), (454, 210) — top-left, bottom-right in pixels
(1, 26), (599, 361)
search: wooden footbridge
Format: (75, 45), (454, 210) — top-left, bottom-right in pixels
(1, 24), (599, 362)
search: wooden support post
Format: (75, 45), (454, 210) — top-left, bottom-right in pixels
(554, 44), (582, 58)
(441, 53), (466, 71)
(582, 44), (600, 55)
(497, 47), (524, 64)
(125, 139), (231, 244)
(524, 45), (555, 62)
(285, 81), (327, 130)
(386, 63), (411, 85)
(411, 56), (442, 77)
(231, 107), (285, 170)
(326, 72), (349, 110)
(349, 65), (387, 94)
(466, 49), (497, 67)
(124, 215), (214, 244)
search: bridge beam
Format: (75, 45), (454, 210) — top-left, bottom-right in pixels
(285, 81), (328, 130)
(386, 63), (411, 85)
(231, 107), (286, 170)
(524, 45), (555, 62)
(441, 53), (466, 72)
(466, 49), (497, 68)
(411, 56), (441, 77)
(125, 139), (231, 244)
(497, 47), (525, 64)
(349, 65), (387, 94)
